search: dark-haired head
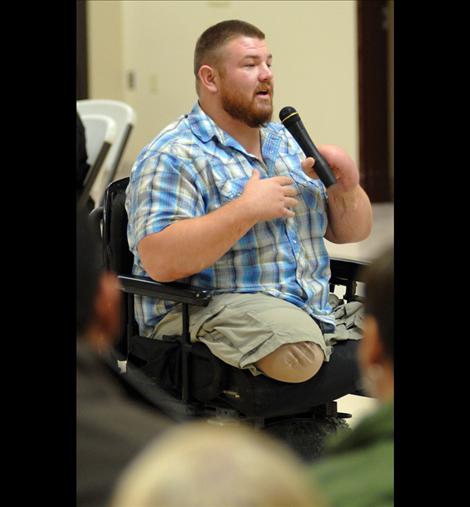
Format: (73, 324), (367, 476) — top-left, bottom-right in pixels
(76, 204), (102, 336)
(358, 245), (394, 402)
(362, 245), (394, 362)
(76, 205), (120, 350)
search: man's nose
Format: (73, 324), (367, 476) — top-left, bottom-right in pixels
(259, 63), (273, 82)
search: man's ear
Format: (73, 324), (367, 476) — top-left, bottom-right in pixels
(87, 272), (121, 353)
(198, 65), (219, 94)
(358, 315), (383, 371)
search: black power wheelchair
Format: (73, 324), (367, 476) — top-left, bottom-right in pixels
(95, 177), (369, 460)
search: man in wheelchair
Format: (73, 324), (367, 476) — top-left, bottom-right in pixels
(125, 19), (372, 386)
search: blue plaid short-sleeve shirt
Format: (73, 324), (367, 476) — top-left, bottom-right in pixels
(126, 103), (335, 336)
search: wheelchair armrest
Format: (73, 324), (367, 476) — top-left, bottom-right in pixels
(329, 257), (369, 302)
(117, 274), (212, 307)
(330, 257), (368, 284)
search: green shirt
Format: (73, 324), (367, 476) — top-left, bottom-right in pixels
(307, 402), (394, 507)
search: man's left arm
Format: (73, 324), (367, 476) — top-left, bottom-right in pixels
(301, 145), (373, 244)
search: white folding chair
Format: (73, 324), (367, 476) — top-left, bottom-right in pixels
(77, 99), (136, 206)
(78, 113), (116, 209)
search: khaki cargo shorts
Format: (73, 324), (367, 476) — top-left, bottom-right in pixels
(151, 292), (363, 376)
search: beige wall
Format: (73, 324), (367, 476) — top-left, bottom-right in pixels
(88, 0), (358, 177)
(87, 0), (124, 100)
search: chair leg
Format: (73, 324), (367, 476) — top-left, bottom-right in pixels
(181, 303), (191, 403)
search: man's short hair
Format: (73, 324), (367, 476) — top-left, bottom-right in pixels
(76, 204), (103, 336)
(194, 19), (265, 90)
(362, 245), (394, 361)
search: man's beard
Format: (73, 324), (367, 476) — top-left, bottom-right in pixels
(220, 81), (273, 128)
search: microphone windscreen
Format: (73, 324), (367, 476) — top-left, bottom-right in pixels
(279, 106), (298, 123)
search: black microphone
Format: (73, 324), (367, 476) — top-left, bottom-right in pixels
(279, 106), (336, 188)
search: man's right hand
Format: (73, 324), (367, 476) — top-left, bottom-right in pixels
(138, 171), (298, 282)
(238, 170), (299, 221)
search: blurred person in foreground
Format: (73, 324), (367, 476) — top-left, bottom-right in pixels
(306, 245), (394, 507)
(109, 421), (326, 507)
(76, 205), (172, 507)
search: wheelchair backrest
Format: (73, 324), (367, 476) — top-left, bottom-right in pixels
(103, 177), (133, 276)
(102, 177), (138, 358)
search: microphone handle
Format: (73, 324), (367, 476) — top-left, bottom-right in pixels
(295, 122), (337, 188)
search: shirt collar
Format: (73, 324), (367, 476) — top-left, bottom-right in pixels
(188, 102), (226, 144)
(188, 102), (282, 160)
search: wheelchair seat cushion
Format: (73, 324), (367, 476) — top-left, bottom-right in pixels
(126, 335), (362, 418)
(152, 292), (364, 377)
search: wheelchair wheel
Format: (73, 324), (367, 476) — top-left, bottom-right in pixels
(263, 415), (350, 461)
